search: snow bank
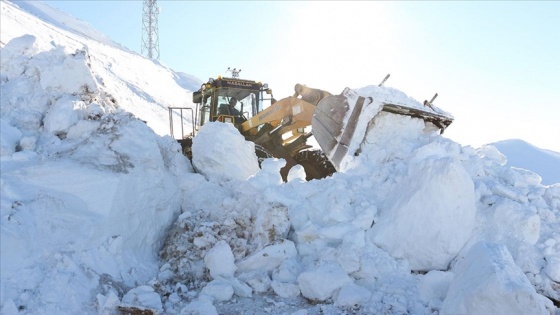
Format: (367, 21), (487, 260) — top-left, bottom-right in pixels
(1, 30), (191, 313)
(0, 34), (117, 142)
(1, 0), (197, 138)
(441, 242), (549, 315)
(492, 139), (560, 185)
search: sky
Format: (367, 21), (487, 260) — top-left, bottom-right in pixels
(40, 0), (560, 152)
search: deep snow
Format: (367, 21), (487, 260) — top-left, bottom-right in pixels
(1, 1), (559, 314)
(491, 139), (560, 186)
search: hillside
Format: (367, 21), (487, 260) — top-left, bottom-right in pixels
(491, 139), (560, 186)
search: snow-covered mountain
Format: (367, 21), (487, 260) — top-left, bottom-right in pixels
(491, 139), (560, 186)
(1, 0), (201, 138)
(1, 1), (559, 314)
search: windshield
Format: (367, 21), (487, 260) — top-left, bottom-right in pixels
(216, 88), (258, 119)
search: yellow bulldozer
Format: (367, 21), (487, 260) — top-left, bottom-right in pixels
(169, 73), (453, 181)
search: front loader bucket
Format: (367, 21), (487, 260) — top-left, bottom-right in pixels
(312, 88), (372, 171)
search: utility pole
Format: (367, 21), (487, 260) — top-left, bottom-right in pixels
(141, 0), (160, 60)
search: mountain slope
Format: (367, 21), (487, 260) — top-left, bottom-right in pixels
(491, 139), (560, 185)
(1, 0), (202, 137)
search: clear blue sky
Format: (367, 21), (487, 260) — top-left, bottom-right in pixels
(42, 1), (560, 151)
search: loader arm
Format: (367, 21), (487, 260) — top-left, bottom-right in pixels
(239, 84), (332, 154)
(240, 96), (315, 137)
(236, 85), (333, 181)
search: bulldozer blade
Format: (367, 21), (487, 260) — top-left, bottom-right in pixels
(312, 88), (372, 171)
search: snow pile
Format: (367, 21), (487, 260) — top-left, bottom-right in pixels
(1, 1), (559, 314)
(1, 0), (200, 137)
(1, 14), (191, 315)
(158, 112), (559, 314)
(1, 34), (115, 144)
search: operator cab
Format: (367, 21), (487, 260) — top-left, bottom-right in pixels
(193, 77), (273, 131)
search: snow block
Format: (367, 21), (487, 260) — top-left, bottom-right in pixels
(491, 200), (541, 245)
(418, 270), (453, 303)
(192, 122), (259, 181)
(0, 119), (22, 156)
(335, 283), (372, 308)
(201, 279), (234, 301)
(236, 240), (297, 273)
(368, 157), (476, 270)
(180, 296), (218, 315)
(39, 48), (98, 95)
(271, 280), (301, 298)
(237, 271), (271, 293)
(229, 277), (253, 298)
(272, 258), (302, 283)
(297, 263), (352, 302)
(352, 244), (410, 281)
(120, 285), (163, 314)
(43, 95), (85, 136)
(544, 254), (560, 283)
(204, 240), (237, 279)
(97, 291), (120, 315)
(441, 242), (548, 315)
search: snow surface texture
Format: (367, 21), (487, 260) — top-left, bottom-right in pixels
(1, 1), (560, 314)
(1, 0), (201, 139)
(491, 139), (560, 186)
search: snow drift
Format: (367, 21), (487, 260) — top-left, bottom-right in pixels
(491, 139), (560, 186)
(1, 1), (559, 314)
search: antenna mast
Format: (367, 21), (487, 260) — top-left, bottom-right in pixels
(141, 0), (160, 60)
(227, 67), (242, 78)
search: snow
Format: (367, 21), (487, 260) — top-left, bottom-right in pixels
(368, 146), (476, 270)
(491, 139), (560, 186)
(121, 285), (163, 313)
(192, 122), (260, 182)
(441, 241), (550, 315)
(204, 240), (237, 279)
(298, 263), (353, 302)
(1, 1), (560, 314)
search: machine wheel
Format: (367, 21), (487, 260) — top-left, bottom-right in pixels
(254, 144), (274, 167)
(178, 138), (193, 160)
(295, 150), (336, 181)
